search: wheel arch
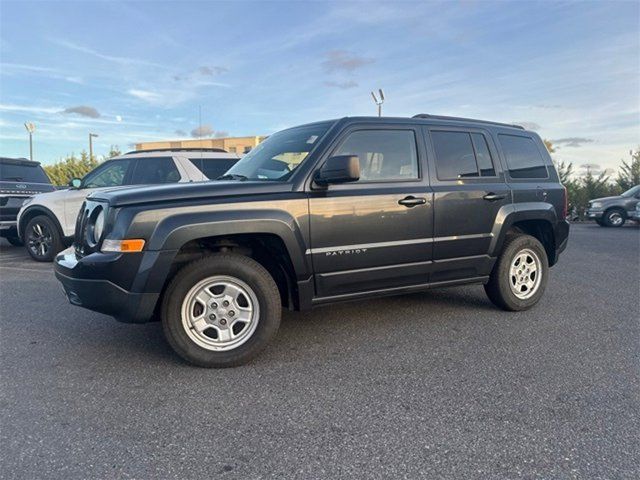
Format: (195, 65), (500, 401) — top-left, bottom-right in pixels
(489, 203), (559, 266)
(18, 205), (65, 242)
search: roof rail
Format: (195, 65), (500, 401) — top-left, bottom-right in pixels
(124, 147), (228, 155)
(412, 114), (524, 130)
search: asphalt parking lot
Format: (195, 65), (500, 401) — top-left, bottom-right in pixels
(1, 224), (638, 479)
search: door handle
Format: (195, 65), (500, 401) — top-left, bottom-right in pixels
(483, 193), (506, 202)
(398, 196), (427, 207)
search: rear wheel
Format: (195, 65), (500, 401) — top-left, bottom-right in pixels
(484, 234), (549, 311)
(161, 253), (281, 367)
(25, 215), (64, 262)
(603, 208), (625, 227)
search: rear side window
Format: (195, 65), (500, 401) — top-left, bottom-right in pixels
(431, 131), (496, 180)
(0, 162), (50, 183)
(189, 158), (238, 180)
(130, 157), (180, 184)
(498, 134), (548, 179)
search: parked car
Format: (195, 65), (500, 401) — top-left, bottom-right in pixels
(18, 148), (239, 261)
(54, 114), (570, 367)
(0, 157), (55, 246)
(586, 185), (640, 227)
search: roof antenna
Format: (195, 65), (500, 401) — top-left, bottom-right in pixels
(371, 89), (385, 117)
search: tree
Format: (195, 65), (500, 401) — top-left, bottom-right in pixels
(43, 151), (100, 186)
(615, 148), (640, 191)
(543, 139), (555, 153)
(108, 145), (122, 158)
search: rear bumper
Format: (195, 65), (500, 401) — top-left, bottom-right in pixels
(54, 246), (176, 323)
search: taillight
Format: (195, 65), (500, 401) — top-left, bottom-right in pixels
(562, 185), (568, 218)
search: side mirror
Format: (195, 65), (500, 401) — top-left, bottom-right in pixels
(69, 178), (82, 189)
(314, 155), (360, 186)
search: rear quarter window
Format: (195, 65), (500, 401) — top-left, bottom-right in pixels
(189, 158), (239, 180)
(498, 134), (548, 179)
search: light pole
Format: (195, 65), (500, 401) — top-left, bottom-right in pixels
(370, 89), (385, 117)
(24, 122), (35, 161)
(89, 133), (99, 160)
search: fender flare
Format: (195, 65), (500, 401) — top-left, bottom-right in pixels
(488, 202), (558, 257)
(142, 208), (311, 281)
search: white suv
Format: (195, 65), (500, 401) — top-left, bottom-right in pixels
(17, 149), (239, 261)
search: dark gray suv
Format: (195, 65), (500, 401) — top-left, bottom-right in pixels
(586, 185), (640, 227)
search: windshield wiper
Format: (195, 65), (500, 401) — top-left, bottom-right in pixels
(217, 173), (249, 181)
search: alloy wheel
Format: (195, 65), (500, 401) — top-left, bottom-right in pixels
(27, 222), (52, 258)
(508, 248), (542, 300)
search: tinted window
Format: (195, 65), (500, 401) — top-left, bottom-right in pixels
(189, 158), (238, 180)
(334, 130), (418, 181)
(0, 162), (50, 183)
(83, 160), (132, 188)
(130, 157), (180, 184)
(499, 134), (548, 178)
(432, 131), (478, 180)
(471, 133), (496, 176)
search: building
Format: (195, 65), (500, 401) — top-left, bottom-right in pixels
(135, 136), (266, 154)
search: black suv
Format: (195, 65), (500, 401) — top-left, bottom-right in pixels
(55, 115), (570, 367)
(0, 157), (55, 245)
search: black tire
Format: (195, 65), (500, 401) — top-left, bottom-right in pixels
(484, 234), (549, 311)
(24, 215), (64, 262)
(603, 208), (625, 228)
(161, 253), (281, 367)
(6, 236), (23, 247)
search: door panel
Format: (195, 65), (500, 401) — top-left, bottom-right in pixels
(308, 126), (432, 298)
(425, 126), (511, 281)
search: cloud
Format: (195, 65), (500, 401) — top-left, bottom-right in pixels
(128, 89), (163, 103)
(324, 80), (358, 89)
(198, 66), (228, 76)
(0, 103), (61, 114)
(51, 38), (166, 69)
(214, 131), (229, 138)
(191, 125), (214, 138)
(175, 129), (187, 137)
(553, 137), (594, 147)
(516, 121), (541, 131)
(0, 62), (84, 84)
(63, 105), (101, 118)
(322, 50), (374, 73)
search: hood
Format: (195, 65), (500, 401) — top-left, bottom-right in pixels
(90, 180), (294, 207)
(590, 195), (620, 203)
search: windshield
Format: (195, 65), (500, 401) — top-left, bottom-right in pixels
(223, 122), (333, 181)
(621, 185), (640, 197)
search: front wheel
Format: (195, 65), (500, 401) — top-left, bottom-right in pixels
(603, 209), (625, 227)
(161, 253), (281, 367)
(25, 215), (64, 262)
(484, 234), (549, 311)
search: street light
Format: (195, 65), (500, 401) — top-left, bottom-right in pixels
(370, 89), (385, 117)
(89, 133), (99, 160)
(24, 122), (36, 161)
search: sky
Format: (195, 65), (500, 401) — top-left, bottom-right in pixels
(0, 0), (638, 174)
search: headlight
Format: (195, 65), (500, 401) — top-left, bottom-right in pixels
(92, 209), (105, 243)
(591, 202), (602, 209)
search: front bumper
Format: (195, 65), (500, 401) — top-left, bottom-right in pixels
(586, 209), (604, 220)
(54, 246), (176, 323)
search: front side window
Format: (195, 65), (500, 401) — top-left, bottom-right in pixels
(224, 122), (333, 181)
(498, 134), (548, 179)
(130, 157), (180, 185)
(333, 129), (418, 182)
(82, 160), (132, 188)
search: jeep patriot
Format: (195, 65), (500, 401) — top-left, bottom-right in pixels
(54, 115), (570, 367)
